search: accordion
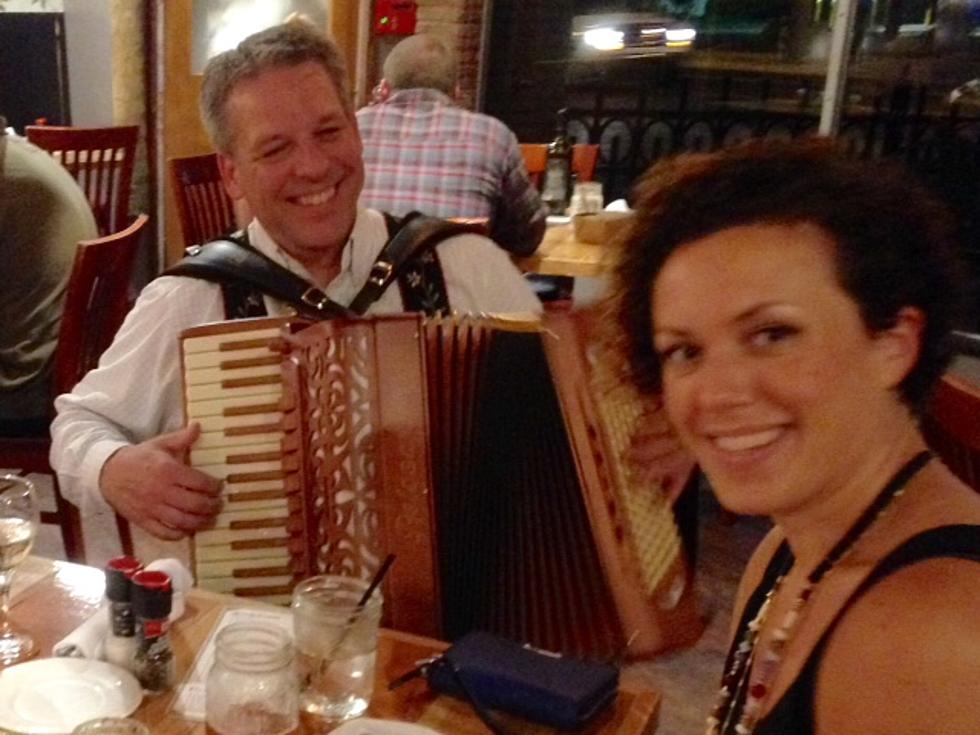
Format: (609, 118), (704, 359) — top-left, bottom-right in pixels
(180, 312), (698, 659)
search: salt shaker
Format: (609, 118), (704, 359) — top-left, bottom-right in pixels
(131, 569), (175, 692)
(103, 555), (141, 670)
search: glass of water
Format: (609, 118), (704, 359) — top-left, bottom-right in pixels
(0, 475), (39, 665)
(569, 181), (604, 216)
(291, 575), (383, 725)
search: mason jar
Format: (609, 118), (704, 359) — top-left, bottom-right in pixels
(205, 623), (298, 735)
(291, 575), (383, 723)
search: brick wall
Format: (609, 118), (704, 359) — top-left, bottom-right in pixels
(415, 0), (486, 109)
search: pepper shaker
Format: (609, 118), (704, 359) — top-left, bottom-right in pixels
(131, 569), (175, 692)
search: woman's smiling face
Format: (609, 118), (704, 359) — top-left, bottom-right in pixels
(651, 222), (913, 518)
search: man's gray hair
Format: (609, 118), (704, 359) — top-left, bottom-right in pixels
(200, 21), (351, 153)
(382, 34), (456, 96)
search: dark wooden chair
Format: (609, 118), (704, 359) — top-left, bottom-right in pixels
(169, 152), (237, 249)
(572, 143), (600, 183)
(0, 214), (148, 561)
(519, 143), (601, 189)
(25, 125), (139, 237)
(923, 372), (980, 491)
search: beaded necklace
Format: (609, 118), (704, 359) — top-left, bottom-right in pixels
(706, 450), (933, 735)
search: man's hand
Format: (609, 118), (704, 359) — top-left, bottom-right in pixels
(628, 401), (696, 504)
(100, 424), (222, 540)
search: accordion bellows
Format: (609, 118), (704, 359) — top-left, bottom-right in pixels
(180, 312), (700, 659)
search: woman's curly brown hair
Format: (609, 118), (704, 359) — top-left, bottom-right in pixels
(614, 139), (968, 415)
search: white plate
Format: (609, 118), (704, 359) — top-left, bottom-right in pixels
(0, 658), (142, 734)
(330, 719), (442, 735)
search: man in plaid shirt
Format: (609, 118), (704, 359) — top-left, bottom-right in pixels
(357, 34), (547, 256)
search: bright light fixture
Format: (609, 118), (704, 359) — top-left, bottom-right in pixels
(583, 28), (625, 51)
(665, 28), (697, 43)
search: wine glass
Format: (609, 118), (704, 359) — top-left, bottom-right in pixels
(0, 474), (40, 665)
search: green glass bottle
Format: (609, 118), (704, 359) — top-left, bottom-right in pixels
(541, 108), (573, 216)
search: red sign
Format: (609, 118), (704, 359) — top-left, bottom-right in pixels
(374, 0), (417, 36)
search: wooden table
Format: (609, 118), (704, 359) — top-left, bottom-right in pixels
(8, 559), (660, 734)
(516, 224), (619, 278)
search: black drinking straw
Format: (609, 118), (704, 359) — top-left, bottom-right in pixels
(319, 553), (396, 669)
(357, 553), (396, 611)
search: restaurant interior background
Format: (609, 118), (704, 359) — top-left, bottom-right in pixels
(1, 0), (977, 326)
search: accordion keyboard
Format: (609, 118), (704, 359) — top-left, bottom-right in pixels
(181, 317), (303, 604)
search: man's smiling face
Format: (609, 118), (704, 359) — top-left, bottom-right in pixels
(218, 61), (364, 266)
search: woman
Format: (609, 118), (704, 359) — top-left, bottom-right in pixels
(615, 142), (980, 734)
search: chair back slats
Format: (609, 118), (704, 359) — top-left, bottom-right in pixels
(53, 213), (146, 559)
(923, 373), (980, 491)
(572, 143), (600, 182)
(53, 214), (148, 395)
(25, 125), (139, 237)
(0, 213), (147, 562)
(169, 153), (237, 248)
(520, 144), (548, 188)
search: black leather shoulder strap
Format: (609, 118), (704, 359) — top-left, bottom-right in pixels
(348, 212), (482, 315)
(165, 213), (481, 320)
(164, 236), (352, 321)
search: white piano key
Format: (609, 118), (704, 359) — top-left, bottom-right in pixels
(219, 497), (290, 515)
(195, 544), (292, 563)
(184, 345), (278, 368)
(223, 478), (287, 495)
(185, 363), (281, 386)
(183, 327), (282, 354)
(196, 556), (293, 578)
(195, 525), (290, 546)
(195, 430), (283, 451)
(211, 506), (290, 529)
(193, 411), (282, 434)
(187, 395), (282, 419)
(197, 575), (295, 593)
(196, 459), (284, 481)
(191, 441), (281, 467)
(186, 381), (281, 405)
(222, 497), (289, 513)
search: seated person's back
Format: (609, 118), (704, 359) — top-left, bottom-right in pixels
(357, 34), (545, 256)
(0, 125), (97, 435)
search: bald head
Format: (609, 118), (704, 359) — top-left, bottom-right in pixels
(382, 34), (456, 96)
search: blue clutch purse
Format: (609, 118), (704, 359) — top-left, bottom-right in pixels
(423, 631), (619, 730)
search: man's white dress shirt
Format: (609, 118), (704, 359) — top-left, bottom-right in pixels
(50, 208), (540, 560)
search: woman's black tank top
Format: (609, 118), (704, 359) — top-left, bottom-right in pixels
(720, 525), (980, 735)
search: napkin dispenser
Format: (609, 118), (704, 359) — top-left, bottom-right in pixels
(571, 211), (634, 245)
(425, 631), (619, 730)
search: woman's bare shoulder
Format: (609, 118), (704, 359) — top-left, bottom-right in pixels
(815, 552), (980, 734)
(728, 526), (786, 639)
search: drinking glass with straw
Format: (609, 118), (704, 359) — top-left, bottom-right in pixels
(291, 554), (394, 724)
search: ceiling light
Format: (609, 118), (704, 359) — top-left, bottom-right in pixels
(583, 28), (625, 51)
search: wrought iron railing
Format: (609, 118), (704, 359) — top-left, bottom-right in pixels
(561, 73), (980, 325)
